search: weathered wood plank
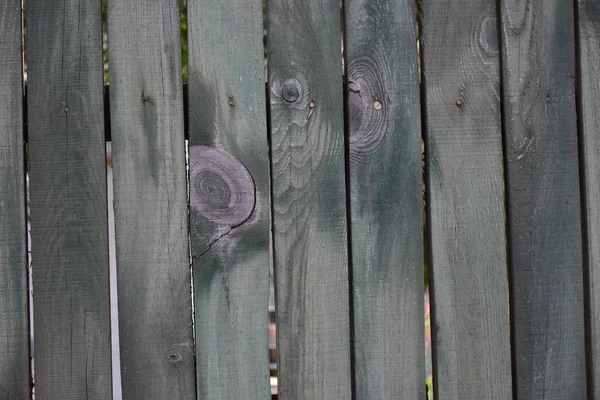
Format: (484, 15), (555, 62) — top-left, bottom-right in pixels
(576, 1), (600, 397)
(0, 1), (29, 398)
(500, 1), (586, 398)
(186, 0), (271, 398)
(107, 1), (196, 399)
(421, 0), (512, 398)
(344, 0), (424, 398)
(27, 0), (112, 398)
(267, 0), (352, 398)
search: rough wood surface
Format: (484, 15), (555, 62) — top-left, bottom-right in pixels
(0, 1), (29, 398)
(27, 1), (112, 398)
(500, 1), (586, 398)
(187, 0), (271, 397)
(344, 0), (424, 398)
(267, 0), (352, 398)
(107, 1), (196, 399)
(576, 1), (600, 397)
(421, 0), (513, 398)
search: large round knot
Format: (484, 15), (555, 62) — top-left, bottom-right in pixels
(189, 145), (255, 226)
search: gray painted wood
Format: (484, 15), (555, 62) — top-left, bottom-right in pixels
(186, 0), (271, 397)
(27, 1), (112, 398)
(344, 0), (424, 398)
(267, 0), (352, 398)
(500, 1), (586, 398)
(576, 1), (600, 397)
(421, 0), (512, 398)
(107, 1), (196, 399)
(0, 1), (29, 398)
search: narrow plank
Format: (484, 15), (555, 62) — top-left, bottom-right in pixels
(267, 0), (352, 398)
(420, 0), (512, 398)
(0, 1), (29, 398)
(27, 0), (112, 398)
(575, 1), (600, 397)
(500, 1), (586, 398)
(106, 1), (196, 398)
(186, 0), (271, 398)
(344, 0), (424, 398)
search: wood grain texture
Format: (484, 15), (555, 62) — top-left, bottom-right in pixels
(187, 0), (271, 396)
(500, 1), (586, 398)
(0, 1), (29, 398)
(344, 0), (424, 398)
(421, 0), (512, 398)
(267, 0), (352, 398)
(107, 1), (196, 399)
(27, 1), (112, 398)
(576, 1), (600, 397)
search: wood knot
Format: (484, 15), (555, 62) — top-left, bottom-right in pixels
(281, 79), (302, 103)
(168, 350), (182, 363)
(142, 94), (153, 104)
(189, 145), (255, 226)
(228, 96), (236, 106)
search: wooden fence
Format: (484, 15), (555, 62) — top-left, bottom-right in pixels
(1, 0), (599, 399)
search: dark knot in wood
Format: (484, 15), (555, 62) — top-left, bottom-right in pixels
(282, 79), (302, 103)
(189, 145), (255, 226)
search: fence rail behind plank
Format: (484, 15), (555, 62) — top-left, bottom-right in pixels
(2, 0), (600, 399)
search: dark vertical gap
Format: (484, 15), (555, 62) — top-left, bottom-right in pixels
(20, 0), (33, 398)
(573, 1), (594, 398)
(263, 1), (279, 397)
(340, 0), (357, 399)
(100, 2), (122, 399)
(416, 1), (435, 399)
(495, 2), (518, 400)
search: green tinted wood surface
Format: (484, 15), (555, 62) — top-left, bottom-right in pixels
(500, 0), (586, 398)
(421, 0), (512, 398)
(344, 0), (424, 398)
(27, 1), (112, 398)
(267, 0), (352, 398)
(576, 0), (600, 397)
(0, 1), (29, 398)
(187, 0), (271, 397)
(107, 1), (196, 398)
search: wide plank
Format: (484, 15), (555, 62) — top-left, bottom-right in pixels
(576, 0), (600, 397)
(186, 0), (271, 398)
(344, 0), (424, 398)
(27, 0), (112, 398)
(107, 1), (196, 398)
(420, 0), (512, 398)
(0, 1), (29, 398)
(500, 0), (586, 398)
(267, 0), (352, 398)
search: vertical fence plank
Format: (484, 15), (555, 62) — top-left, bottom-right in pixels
(267, 0), (352, 398)
(420, 0), (512, 398)
(500, 1), (586, 398)
(576, 0), (600, 397)
(0, 1), (29, 398)
(344, 0), (424, 399)
(107, 1), (196, 399)
(186, 0), (271, 398)
(27, 0), (112, 398)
